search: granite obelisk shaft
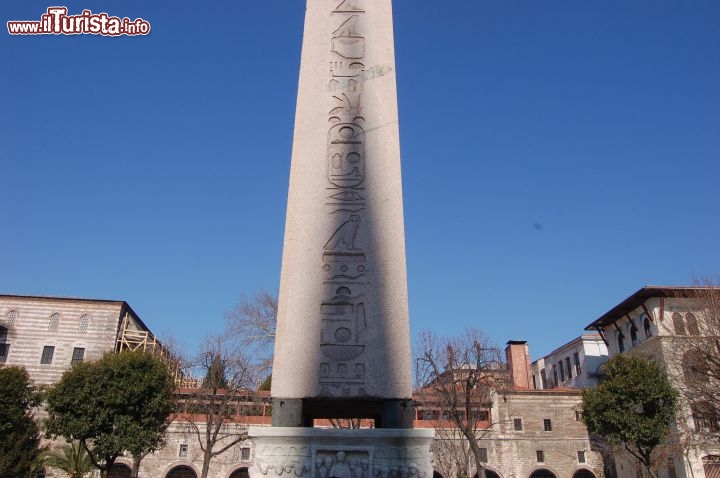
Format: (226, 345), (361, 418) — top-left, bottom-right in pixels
(272, 0), (412, 427)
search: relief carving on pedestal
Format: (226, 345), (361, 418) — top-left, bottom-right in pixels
(252, 446), (311, 478)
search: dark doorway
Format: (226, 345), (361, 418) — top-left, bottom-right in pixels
(230, 468), (251, 478)
(166, 465), (198, 478)
(108, 463), (132, 478)
(529, 470), (556, 478)
(572, 470), (596, 478)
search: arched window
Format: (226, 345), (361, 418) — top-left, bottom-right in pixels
(672, 313), (686, 335)
(433, 472), (444, 478)
(617, 332), (625, 353)
(79, 314), (91, 332)
(4, 310), (17, 327)
(529, 469), (557, 478)
(572, 470), (596, 478)
(229, 468), (250, 478)
(686, 313), (700, 335)
(108, 463), (132, 478)
(643, 318), (652, 338)
(683, 350), (705, 383)
(485, 470), (501, 478)
(166, 466), (198, 478)
(49, 313), (61, 332)
(630, 323), (639, 345)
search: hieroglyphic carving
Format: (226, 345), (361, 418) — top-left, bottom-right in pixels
(319, 285), (368, 397)
(334, 0), (365, 13)
(327, 125), (364, 184)
(319, 0), (368, 397)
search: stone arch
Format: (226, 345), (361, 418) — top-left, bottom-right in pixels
(485, 471), (501, 478)
(166, 465), (199, 478)
(433, 471), (444, 478)
(529, 468), (557, 478)
(572, 469), (597, 478)
(229, 467), (250, 478)
(108, 463), (132, 478)
(703, 455), (720, 478)
(473, 469), (501, 478)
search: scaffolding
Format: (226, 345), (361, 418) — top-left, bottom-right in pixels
(116, 311), (183, 384)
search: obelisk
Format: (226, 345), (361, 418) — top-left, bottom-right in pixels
(249, 1), (433, 477)
(271, 0), (413, 427)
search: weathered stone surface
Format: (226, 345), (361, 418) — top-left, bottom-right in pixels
(272, 0), (411, 405)
(248, 427), (434, 478)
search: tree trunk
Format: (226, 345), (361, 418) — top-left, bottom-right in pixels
(201, 448), (213, 478)
(132, 454), (143, 477)
(464, 429), (485, 478)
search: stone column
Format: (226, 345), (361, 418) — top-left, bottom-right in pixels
(271, 0), (413, 428)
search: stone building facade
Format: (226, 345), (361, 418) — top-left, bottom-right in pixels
(2, 294), (607, 478)
(585, 286), (720, 478)
(414, 342), (605, 478)
(531, 334), (608, 391)
(0, 294), (162, 385)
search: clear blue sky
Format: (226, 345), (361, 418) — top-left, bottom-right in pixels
(2, 1), (719, 359)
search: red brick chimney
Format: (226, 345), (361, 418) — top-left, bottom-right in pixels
(505, 340), (532, 390)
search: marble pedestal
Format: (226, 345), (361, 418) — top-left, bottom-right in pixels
(248, 427), (434, 478)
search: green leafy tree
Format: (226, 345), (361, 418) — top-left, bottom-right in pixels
(45, 350), (176, 478)
(0, 365), (44, 478)
(581, 354), (678, 478)
(42, 440), (94, 478)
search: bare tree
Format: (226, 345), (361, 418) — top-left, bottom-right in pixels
(665, 280), (720, 442)
(414, 329), (511, 478)
(226, 291), (277, 374)
(176, 335), (258, 478)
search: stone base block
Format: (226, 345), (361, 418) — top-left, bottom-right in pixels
(248, 427), (434, 478)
